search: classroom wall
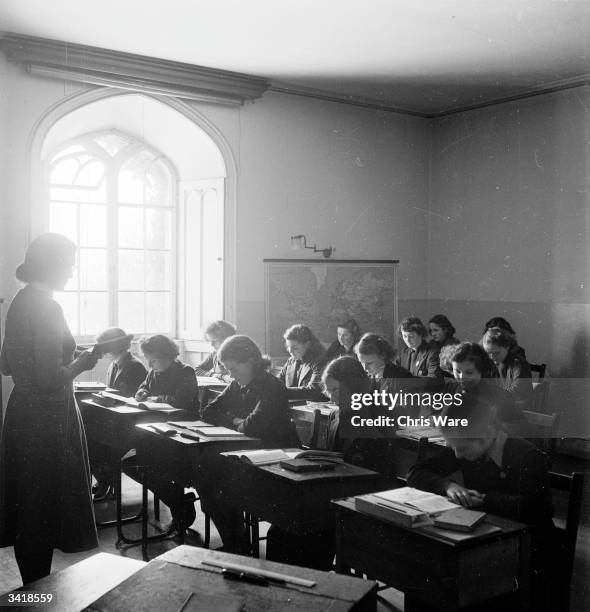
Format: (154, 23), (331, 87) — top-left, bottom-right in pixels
(428, 86), (590, 438)
(0, 59), (430, 354)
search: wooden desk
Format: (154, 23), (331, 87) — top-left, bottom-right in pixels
(77, 397), (186, 543)
(86, 545), (377, 611)
(218, 455), (383, 535)
(134, 423), (260, 558)
(79, 398), (185, 453)
(333, 498), (531, 612)
(0, 553), (145, 612)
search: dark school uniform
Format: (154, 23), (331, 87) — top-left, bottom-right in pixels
(106, 351), (147, 396)
(136, 359), (199, 413)
(395, 339), (444, 378)
(323, 340), (356, 363)
(278, 353), (327, 401)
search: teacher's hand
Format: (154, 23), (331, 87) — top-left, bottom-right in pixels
(76, 349), (99, 372)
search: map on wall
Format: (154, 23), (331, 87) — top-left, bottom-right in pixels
(264, 259), (399, 359)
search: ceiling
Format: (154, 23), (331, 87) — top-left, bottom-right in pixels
(1, 0), (589, 115)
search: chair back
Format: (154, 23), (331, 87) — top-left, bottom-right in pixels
(521, 409), (560, 463)
(531, 379), (551, 413)
(530, 362), (547, 379)
(290, 406), (321, 449)
(549, 471), (585, 603)
(289, 403), (339, 449)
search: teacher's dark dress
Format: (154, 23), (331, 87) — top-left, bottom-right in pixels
(0, 285), (98, 555)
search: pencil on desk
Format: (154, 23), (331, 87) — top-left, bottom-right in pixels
(177, 591), (194, 612)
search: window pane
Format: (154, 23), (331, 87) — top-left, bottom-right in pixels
(79, 248), (107, 290)
(50, 184), (107, 204)
(146, 251), (171, 290)
(145, 292), (171, 332)
(94, 133), (130, 157)
(119, 207), (144, 248)
(79, 292), (108, 335)
(50, 145), (85, 163)
(50, 157), (80, 184)
(119, 163), (145, 204)
(75, 159), (104, 187)
(49, 202), (78, 244)
(54, 292), (79, 336)
(80, 205), (107, 247)
(145, 208), (171, 249)
(118, 292), (145, 333)
(144, 160), (170, 206)
(119, 250), (145, 290)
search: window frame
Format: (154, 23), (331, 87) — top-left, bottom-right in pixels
(44, 128), (179, 342)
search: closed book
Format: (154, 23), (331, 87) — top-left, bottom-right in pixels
(279, 458), (336, 472)
(433, 507), (487, 532)
(354, 493), (430, 528)
(193, 426), (245, 437)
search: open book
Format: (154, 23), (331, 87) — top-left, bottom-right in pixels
(354, 487), (459, 528)
(224, 448), (343, 466)
(96, 391), (177, 412)
(197, 376), (228, 386)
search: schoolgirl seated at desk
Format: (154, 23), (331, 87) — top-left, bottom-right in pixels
(136, 335), (199, 414)
(277, 324), (327, 402)
(394, 316), (444, 378)
(407, 395), (555, 609)
(132, 335), (199, 532)
(323, 318), (362, 362)
(194, 319), (236, 383)
(355, 333), (412, 395)
(90, 327), (147, 500)
(445, 341), (524, 426)
(199, 335), (297, 552)
(481, 328), (533, 409)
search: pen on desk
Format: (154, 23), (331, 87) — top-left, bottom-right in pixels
(177, 591), (194, 612)
(179, 431), (200, 442)
(222, 568), (269, 586)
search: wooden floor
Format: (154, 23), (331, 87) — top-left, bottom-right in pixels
(0, 454), (588, 611)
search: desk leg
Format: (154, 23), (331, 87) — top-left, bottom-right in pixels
(115, 463), (123, 546)
(518, 530), (532, 612)
(142, 476), (149, 561)
(335, 515), (348, 574)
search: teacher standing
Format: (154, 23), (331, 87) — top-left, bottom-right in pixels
(0, 233), (99, 584)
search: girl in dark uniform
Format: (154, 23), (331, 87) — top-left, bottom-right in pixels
(323, 318), (362, 362)
(0, 233), (99, 584)
(278, 324), (327, 401)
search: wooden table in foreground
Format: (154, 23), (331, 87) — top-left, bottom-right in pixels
(86, 545), (377, 611)
(0, 553), (145, 612)
(333, 497), (531, 612)
(218, 455), (384, 535)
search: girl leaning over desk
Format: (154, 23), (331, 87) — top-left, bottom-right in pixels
(199, 335), (297, 552)
(0, 233), (99, 584)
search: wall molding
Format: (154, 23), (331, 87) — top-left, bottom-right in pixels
(0, 32), (270, 106)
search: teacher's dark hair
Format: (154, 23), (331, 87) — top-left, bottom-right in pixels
(16, 233), (76, 284)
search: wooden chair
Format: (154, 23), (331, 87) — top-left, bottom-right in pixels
(521, 409), (560, 466)
(531, 379), (551, 414)
(549, 471), (585, 612)
(530, 362), (547, 379)
(289, 405), (322, 449)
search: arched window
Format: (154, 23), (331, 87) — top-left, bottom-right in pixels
(47, 130), (175, 337)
